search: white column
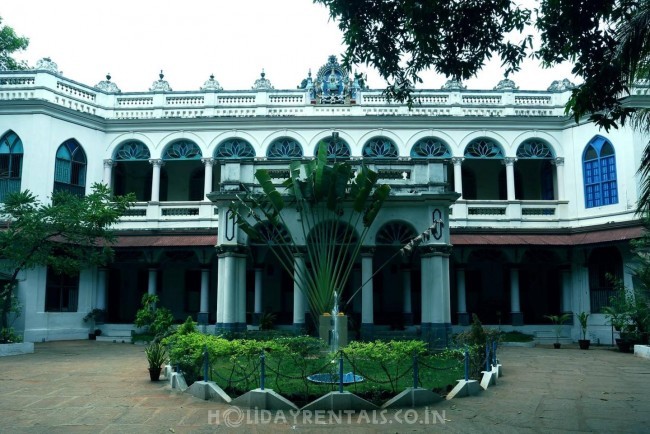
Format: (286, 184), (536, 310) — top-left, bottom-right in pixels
(430, 254), (445, 323)
(420, 254), (434, 324)
(254, 268), (263, 316)
(102, 159), (114, 188)
(199, 268), (209, 314)
(222, 255), (237, 328)
(361, 252), (374, 326)
(452, 157), (463, 198)
(510, 267), (520, 312)
(504, 157), (516, 201)
(237, 255), (247, 329)
(96, 268), (107, 311)
(149, 159), (163, 202)
(457, 267), (469, 325)
(293, 253), (306, 327)
(202, 157), (214, 201)
(402, 267), (412, 315)
(554, 157), (565, 200)
(561, 267), (572, 313)
(442, 253), (451, 324)
(147, 268), (157, 296)
(216, 256), (225, 326)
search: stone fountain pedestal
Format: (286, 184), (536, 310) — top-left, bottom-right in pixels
(319, 314), (348, 348)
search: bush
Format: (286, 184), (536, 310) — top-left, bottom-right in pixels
(134, 294), (174, 340)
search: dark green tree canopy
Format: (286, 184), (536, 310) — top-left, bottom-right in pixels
(0, 17), (29, 70)
(316, 0), (650, 129)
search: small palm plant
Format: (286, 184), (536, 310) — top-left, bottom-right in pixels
(544, 313), (572, 348)
(576, 312), (591, 350)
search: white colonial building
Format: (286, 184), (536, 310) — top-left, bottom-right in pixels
(1, 56), (648, 345)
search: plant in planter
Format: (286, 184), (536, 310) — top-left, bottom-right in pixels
(145, 340), (168, 381)
(83, 308), (106, 340)
(544, 313), (571, 348)
(576, 312), (590, 350)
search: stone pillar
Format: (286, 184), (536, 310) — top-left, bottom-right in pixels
(216, 255), (225, 330)
(457, 267), (469, 326)
(561, 267), (572, 314)
(96, 268), (107, 312)
(149, 159), (164, 202)
(102, 159), (114, 188)
(198, 267), (209, 325)
(293, 252), (306, 332)
(510, 266), (523, 326)
(420, 246), (451, 348)
(253, 268), (263, 326)
(202, 157), (214, 201)
(147, 268), (157, 296)
(553, 157), (565, 200)
(504, 157), (516, 201)
(452, 157), (464, 198)
(236, 255), (247, 331)
(360, 249), (374, 340)
(221, 255), (237, 331)
(402, 266), (413, 326)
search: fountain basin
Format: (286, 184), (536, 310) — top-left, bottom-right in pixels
(307, 372), (364, 384)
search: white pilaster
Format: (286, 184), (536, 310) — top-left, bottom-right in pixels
(504, 157), (516, 201)
(102, 159), (114, 188)
(202, 157), (214, 201)
(452, 157), (463, 198)
(149, 159), (164, 202)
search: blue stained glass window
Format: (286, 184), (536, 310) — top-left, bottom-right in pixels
(0, 131), (23, 201)
(583, 136), (618, 208)
(315, 136), (351, 160)
(114, 141), (151, 160)
(267, 138), (303, 159)
(215, 139), (256, 159)
(54, 139), (87, 196)
(410, 138), (451, 159)
(362, 137), (398, 158)
(464, 138), (503, 158)
(163, 140), (202, 160)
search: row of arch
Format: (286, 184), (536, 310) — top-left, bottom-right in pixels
(0, 129), (619, 208)
(110, 136), (560, 161)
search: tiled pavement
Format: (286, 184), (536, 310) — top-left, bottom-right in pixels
(0, 340), (649, 433)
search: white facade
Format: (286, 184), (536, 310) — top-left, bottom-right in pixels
(1, 57), (648, 345)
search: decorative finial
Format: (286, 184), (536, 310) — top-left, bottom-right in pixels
(106, 73), (111, 81)
(159, 70), (164, 80)
(261, 69), (266, 78)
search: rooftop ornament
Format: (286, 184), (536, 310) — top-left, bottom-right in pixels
(441, 78), (466, 91)
(200, 73), (223, 91)
(94, 73), (121, 93)
(33, 57), (60, 74)
(547, 78), (576, 92)
(149, 70), (172, 92)
(252, 69), (274, 90)
(494, 78), (518, 91)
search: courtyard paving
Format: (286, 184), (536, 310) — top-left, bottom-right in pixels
(0, 340), (648, 433)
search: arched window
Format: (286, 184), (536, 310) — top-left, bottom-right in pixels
(375, 221), (417, 246)
(163, 140), (202, 160)
(267, 138), (303, 159)
(464, 138), (503, 158)
(410, 137), (451, 159)
(362, 137), (398, 158)
(114, 141), (151, 160)
(314, 136), (351, 161)
(0, 131), (23, 201)
(516, 139), (555, 200)
(583, 136), (618, 208)
(215, 139), (256, 159)
(54, 139), (86, 196)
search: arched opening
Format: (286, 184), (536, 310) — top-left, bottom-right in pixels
(588, 246), (623, 312)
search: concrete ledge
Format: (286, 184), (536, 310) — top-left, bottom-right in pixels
(302, 391), (378, 412)
(186, 381), (231, 403)
(169, 372), (188, 391)
(0, 342), (34, 357)
(446, 380), (481, 399)
(231, 388), (298, 411)
(500, 341), (535, 348)
(634, 345), (650, 360)
(480, 369), (496, 390)
(381, 387), (443, 409)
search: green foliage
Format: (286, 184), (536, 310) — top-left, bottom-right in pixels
(315, 0), (532, 105)
(500, 331), (534, 343)
(0, 17), (29, 70)
(83, 308), (105, 323)
(177, 316), (197, 335)
(230, 140), (390, 319)
(0, 327), (22, 344)
(576, 312), (590, 340)
(259, 311), (276, 331)
(134, 294), (174, 340)
(144, 340), (168, 369)
(544, 313), (572, 343)
(0, 184), (134, 330)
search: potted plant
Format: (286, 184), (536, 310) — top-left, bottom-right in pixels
(145, 341), (167, 381)
(544, 313), (571, 349)
(576, 312), (590, 350)
(83, 308), (106, 340)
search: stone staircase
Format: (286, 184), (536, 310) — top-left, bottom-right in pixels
(95, 324), (134, 343)
(533, 330), (573, 345)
